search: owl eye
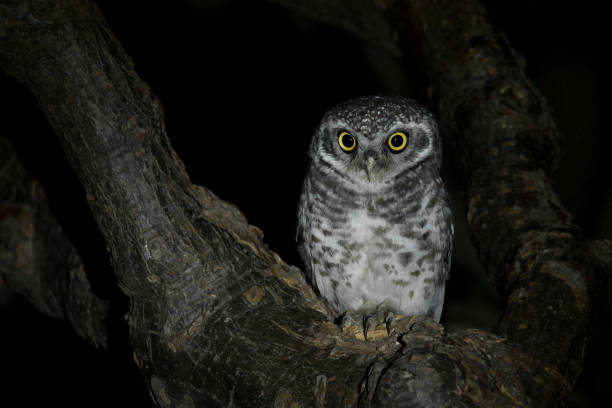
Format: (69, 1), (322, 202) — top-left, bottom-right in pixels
(338, 131), (357, 152)
(387, 132), (408, 152)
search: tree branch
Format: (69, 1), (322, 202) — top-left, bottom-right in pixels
(395, 0), (611, 388)
(0, 0), (609, 407)
(0, 135), (108, 347)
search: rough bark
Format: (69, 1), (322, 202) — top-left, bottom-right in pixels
(0, 0), (609, 407)
(0, 135), (108, 347)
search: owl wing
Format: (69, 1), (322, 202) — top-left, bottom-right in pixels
(296, 208), (318, 290)
(295, 223), (312, 282)
(429, 195), (454, 322)
(440, 204), (454, 283)
(296, 181), (316, 289)
(430, 182), (454, 284)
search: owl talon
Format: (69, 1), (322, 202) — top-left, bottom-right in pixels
(338, 310), (399, 341)
(363, 315), (375, 341)
(339, 312), (355, 331)
(385, 312), (395, 335)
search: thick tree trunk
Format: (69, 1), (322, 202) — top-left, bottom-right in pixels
(0, 1), (609, 407)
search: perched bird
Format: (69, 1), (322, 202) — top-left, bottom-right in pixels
(296, 95), (453, 338)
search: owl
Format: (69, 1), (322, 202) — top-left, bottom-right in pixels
(296, 95), (453, 338)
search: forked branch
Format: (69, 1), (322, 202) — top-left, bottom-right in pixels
(0, 1), (609, 406)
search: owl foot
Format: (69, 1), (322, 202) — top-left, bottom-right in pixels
(338, 310), (397, 341)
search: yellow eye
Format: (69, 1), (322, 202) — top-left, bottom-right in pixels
(387, 132), (407, 152)
(338, 131), (357, 152)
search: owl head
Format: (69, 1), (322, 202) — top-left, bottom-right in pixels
(309, 95), (441, 186)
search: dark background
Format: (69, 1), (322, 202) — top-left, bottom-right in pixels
(1, 1), (609, 406)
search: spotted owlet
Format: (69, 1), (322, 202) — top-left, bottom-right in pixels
(296, 95), (453, 337)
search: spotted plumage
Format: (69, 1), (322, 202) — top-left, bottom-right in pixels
(297, 95), (453, 327)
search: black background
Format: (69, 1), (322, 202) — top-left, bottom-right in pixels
(1, 1), (610, 406)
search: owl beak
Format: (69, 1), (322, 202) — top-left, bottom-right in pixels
(365, 156), (376, 182)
